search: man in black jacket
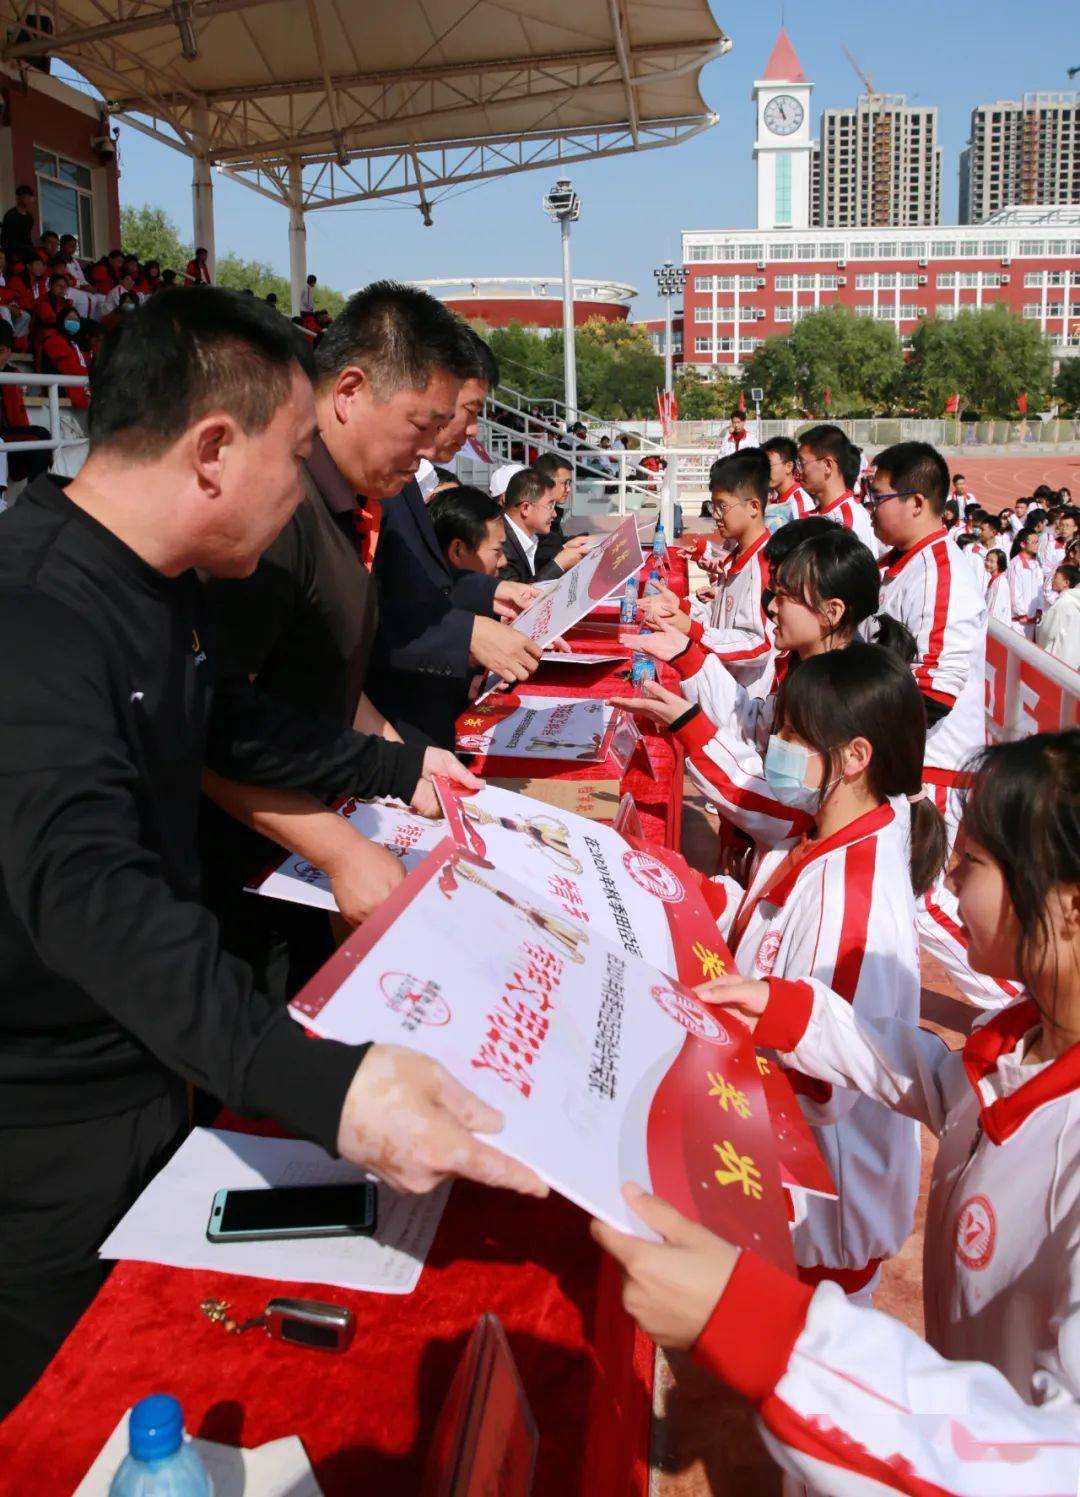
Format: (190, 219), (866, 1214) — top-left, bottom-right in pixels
(0, 290), (543, 1416)
(499, 466), (590, 583)
(368, 326), (541, 747)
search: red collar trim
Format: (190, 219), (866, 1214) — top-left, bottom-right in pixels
(880, 527), (948, 579)
(776, 481), (801, 503)
(818, 489), (854, 516)
(757, 802), (894, 912)
(727, 529), (769, 576)
(963, 1000), (1080, 1142)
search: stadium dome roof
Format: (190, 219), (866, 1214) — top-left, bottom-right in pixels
(2, 0), (730, 211)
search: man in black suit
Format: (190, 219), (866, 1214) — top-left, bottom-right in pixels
(499, 467), (589, 583)
(533, 449), (574, 573)
(367, 331), (540, 748)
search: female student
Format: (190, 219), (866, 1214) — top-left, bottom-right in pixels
(984, 546), (1012, 624)
(593, 729), (1080, 1496)
(612, 523), (913, 850)
(1037, 562), (1080, 669)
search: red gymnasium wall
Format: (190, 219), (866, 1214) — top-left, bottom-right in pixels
(3, 80), (121, 248)
(443, 297), (630, 328)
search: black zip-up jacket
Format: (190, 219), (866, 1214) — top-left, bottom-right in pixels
(0, 476), (425, 1149)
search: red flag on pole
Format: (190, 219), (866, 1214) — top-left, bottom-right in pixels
(737, 389), (746, 414)
(1016, 392), (1028, 415)
(944, 391), (959, 414)
(824, 386), (831, 409)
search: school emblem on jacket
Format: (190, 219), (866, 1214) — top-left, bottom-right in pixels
(954, 1194), (996, 1271)
(755, 929), (783, 977)
(621, 849), (684, 904)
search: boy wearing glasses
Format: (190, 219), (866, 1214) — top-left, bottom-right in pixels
(639, 450), (775, 698)
(870, 441), (1016, 1010)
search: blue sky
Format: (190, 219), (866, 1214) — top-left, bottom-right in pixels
(75, 0), (1078, 319)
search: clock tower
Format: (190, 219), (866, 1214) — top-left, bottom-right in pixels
(754, 29), (813, 231)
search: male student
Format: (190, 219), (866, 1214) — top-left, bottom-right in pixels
(430, 485), (507, 576)
(639, 449), (775, 698)
(951, 472), (976, 508)
(368, 321), (541, 750)
(0, 288), (544, 1416)
(719, 409), (756, 456)
(760, 434), (814, 522)
(499, 467), (590, 582)
(185, 245), (212, 285)
(796, 423), (876, 551)
(870, 440), (1017, 1009)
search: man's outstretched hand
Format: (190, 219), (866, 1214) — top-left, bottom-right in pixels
(337, 1045), (550, 1197)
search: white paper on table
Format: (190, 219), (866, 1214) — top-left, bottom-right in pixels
(76, 1416), (322, 1497)
(246, 798), (446, 912)
(539, 651), (623, 666)
(477, 516), (642, 701)
(456, 695), (614, 762)
(99, 1128), (450, 1294)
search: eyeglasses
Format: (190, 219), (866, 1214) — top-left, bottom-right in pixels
(866, 489), (919, 510)
(711, 497), (747, 516)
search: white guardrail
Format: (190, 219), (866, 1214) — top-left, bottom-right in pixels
(986, 619), (1080, 741)
(0, 370), (91, 485)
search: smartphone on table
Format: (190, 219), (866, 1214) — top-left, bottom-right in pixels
(207, 1182), (378, 1243)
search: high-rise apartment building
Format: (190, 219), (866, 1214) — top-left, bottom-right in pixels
(961, 93), (1080, 223)
(816, 95), (941, 227)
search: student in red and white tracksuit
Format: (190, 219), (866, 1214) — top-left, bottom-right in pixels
(1008, 535), (1043, 639)
(593, 730), (1080, 1497)
(689, 529), (776, 699)
(620, 524), (898, 854)
(795, 425), (877, 552)
(761, 436), (815, 520)
(869, 443), (1017, 1009)
(985, 553), (1012, 626)
(643, 448), (777, 699)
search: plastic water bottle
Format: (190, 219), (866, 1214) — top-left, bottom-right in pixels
(619, 575), (639, 625)
(651, 522), (667, 560)
(110, 1395), (212, 1496)
(643, 566), (663, 597)
(631, 649), (657, 687)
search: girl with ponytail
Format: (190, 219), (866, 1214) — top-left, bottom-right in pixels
(611, 523), (916, 851)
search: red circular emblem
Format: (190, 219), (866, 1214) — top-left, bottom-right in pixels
(954, 1194), (996, 1271)
(755, 929), (783, 977)
(649, 984), (731, 1045)
(379, 971), (451, 1027)
(621, 849), (685, 904)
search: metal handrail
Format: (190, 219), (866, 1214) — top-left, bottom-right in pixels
(0, 370), (89, 454)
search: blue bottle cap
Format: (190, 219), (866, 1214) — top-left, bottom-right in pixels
(129, 1394), (184, 1462)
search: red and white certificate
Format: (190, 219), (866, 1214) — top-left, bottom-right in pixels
(456, 696), (617, 763)
(290, 841), (795, 1266)
(477, 516), (642, 700)
(245, 797), (445, 912)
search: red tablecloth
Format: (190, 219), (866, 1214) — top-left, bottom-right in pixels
(0, 555), (692, 1495)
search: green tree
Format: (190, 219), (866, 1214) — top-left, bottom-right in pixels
(673, 367), (742, 419)
(119, 202), (345, 315)
(904, 305), (1052, 417)
(483, 317), (663, 418)
(119, 202), (190, 269)
(1053, 357), (1080, 413)
(741, 336), (800, 414)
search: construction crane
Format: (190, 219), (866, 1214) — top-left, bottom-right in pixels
(842, 44), (876, 97)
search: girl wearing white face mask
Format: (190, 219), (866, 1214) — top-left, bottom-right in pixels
(711, 644), (947, 1300)
(611, 522), (917, 852)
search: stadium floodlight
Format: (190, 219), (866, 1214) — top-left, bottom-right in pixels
(653, 260), (688, 396)
(544, 179), (581, 421)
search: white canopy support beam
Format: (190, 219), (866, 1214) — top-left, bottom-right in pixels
(191, 106), (216, 277)
(287, 158), (307, 316)
(607, 0), (640, 146)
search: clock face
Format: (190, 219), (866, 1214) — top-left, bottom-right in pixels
(764, 94), (804, 136)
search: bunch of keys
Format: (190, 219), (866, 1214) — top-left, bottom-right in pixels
(199, 1295), (355, 1353)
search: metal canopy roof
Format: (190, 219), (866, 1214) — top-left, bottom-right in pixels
(2, 0), (728, 212)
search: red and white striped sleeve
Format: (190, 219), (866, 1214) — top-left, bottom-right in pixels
(691, 551), (775, 666)
(694, 1254), (1080, 1497)
(670, 645), (812, 849)
(910, 538), (985, 709)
